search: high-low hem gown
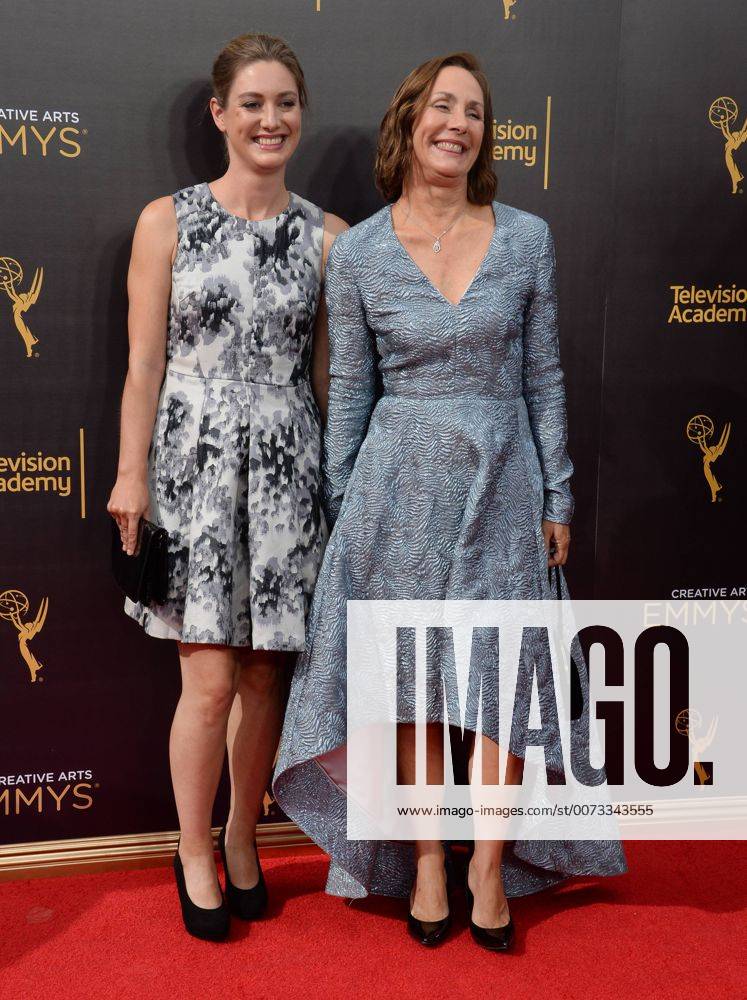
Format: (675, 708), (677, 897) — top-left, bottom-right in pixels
(272, 201), (628, 898)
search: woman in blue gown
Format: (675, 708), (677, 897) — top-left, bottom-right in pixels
(273, 52), (627, 949)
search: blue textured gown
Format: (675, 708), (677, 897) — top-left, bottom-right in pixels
(273, 201), (628, 898)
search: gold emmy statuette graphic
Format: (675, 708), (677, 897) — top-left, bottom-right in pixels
(708, 97), (747, 194)
(675, 708), (717, 785)
(0, 256), (43, 358)
(686, 414), (730, 502)
(0, 589), (48, 683)
(502, 0), (518, 18)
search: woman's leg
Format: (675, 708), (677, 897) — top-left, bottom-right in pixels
(467, 735), (524, 926)
(397, 723), (448, 920)
(170, 643), (240, 907)
(223, 650), (293, 887)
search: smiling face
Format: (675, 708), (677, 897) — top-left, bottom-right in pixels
(409, 65), (486, 189)
(210, 59), (302, 171)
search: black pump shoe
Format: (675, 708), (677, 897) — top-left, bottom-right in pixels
(218, 826), (268, 921)
(406, 846), (452, 947)
(172, 845), (230, 942)
(407, 894), (452, 947)
(464, 864), (515, 952)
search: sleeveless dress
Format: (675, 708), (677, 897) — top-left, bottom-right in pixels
(124, 183), (327, 650)
(273, 203), (628, 898)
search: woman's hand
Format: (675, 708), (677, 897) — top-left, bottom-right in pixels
(542, 519), (570, 567)
(107, 474), (151, 556)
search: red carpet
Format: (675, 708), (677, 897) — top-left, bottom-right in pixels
(1, 841), (744, 1000)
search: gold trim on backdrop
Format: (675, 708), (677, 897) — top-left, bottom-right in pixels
(79, 426), (86, 519)
(544, 95), (552, 190)
(0, 822), (315, 882)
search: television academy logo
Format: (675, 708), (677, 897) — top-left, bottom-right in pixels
(686, 413), (730, 502)
(501, 0), (519, 18)
(492, 101), (553, 188)
(708, 97), (746, 194)
(0, 589), (48, 682)
(0, 432), (88, 515)
(1, 256), (42, 357)
(667, 283), (747, 325)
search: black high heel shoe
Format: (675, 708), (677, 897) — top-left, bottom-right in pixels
(218, 826), (268, 921)
(406, 845), (453, 947)
(172, 842), (230, 942)
(464, 855), (515, 952)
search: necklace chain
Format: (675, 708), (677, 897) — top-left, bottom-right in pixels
(402, 203), (467, 253)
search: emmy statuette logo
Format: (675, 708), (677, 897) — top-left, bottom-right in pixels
(686, 414), (730, 503)
(708, 97), (746, 194)
(0, 589), (48, 683)
(502, 0), (519, 18)
(0, 256), (43, 357)
(674, 708), (717, 785)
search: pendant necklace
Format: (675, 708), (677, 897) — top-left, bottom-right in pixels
(403, 204), (467, 253)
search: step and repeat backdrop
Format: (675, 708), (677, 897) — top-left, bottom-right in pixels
(1, 1), (744, 848)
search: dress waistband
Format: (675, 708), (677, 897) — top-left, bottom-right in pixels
(166, 365), (310, 388)
(381, 389), (522, 403)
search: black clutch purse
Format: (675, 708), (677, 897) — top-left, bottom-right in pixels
(111, 517), (169, 605)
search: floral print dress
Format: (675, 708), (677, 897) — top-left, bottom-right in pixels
(125, 183), (327, 650)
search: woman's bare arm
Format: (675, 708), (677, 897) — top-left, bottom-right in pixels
(310, 212), (348, 424)
(107, 196), (176, 554)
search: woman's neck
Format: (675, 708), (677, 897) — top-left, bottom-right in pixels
(398, 179), (470, 228)
(211, 163), (289, 221)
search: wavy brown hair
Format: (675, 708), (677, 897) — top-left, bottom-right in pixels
(375, 52), (496, 205)
(211, 33), (308, 109)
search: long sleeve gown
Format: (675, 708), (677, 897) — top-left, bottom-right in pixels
(273, 201), (627, 898)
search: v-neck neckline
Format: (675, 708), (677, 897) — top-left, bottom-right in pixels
(387, 202), (498, 309)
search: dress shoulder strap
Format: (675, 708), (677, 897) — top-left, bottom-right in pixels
(172, 183), (209, 220)
(288, 193), (325, 280)
(170, 184), (218, 271)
